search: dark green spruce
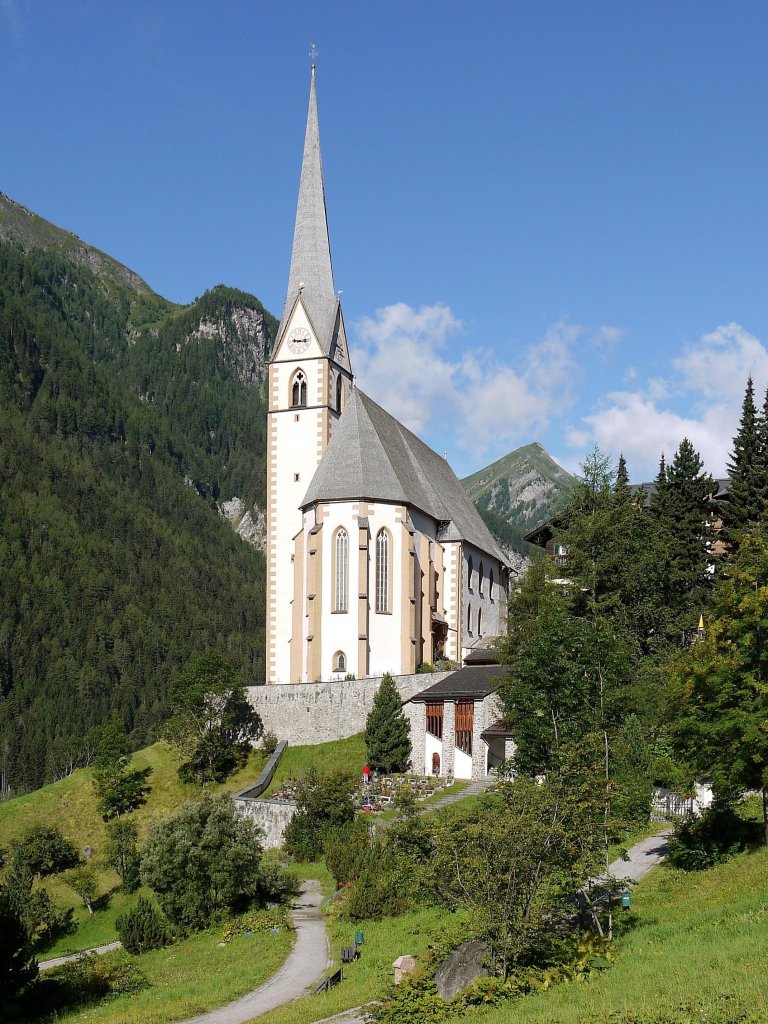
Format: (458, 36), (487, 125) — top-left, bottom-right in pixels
(723, 377), (766, 538)
(364, 672), (412, 773)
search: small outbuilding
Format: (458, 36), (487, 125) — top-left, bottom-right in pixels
(404, 664), (515, 780)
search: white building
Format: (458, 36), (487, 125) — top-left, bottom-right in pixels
(265, 66), (511, 685)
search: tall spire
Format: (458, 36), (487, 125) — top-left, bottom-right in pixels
(280, 64), (338, 352)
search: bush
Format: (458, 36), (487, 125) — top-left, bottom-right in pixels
(324, 818), (375, 886)
(283, 768), (355, 862)
(262, 731), (279, 757)
(667, 802), (761, 870)
(254, 857), (299, 906)
(3, 860), (74, 945)
(115, 897), (171, 954)
(50, 952), (148, 1004)
(11, 825), (80, 877)
(140, 795), (264, 931)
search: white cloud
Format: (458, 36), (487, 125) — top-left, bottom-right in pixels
(674, 322), (768, 402)
(353, 304), (581, 461)
(568, 321), (767, 480)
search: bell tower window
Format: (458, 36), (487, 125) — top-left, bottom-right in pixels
(336, 374), (344, 413)
(291, 370), (307, 408)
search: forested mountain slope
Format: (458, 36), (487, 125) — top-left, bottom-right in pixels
(0, 205), (275, 794)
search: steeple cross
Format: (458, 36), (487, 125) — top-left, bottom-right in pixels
(309, 42), (319, 67)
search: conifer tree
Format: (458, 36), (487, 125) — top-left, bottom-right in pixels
(723, 377), (765, 537)
(615, 453), (630, 493)
(365, 673), (411, 773)
(661, 438), (716, 638)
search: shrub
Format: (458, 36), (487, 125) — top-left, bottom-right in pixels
(667, 801), (761, 870)
(254, 858), (299, 906)
(140, 795), (264, 931)
(51, 952), (148, 1004)
(3, 860), (74, 945)
(115, 897), (171, 954)
(262, 730), (279, 757)
(324, 818), (375, 886)
(283, 768), (356, 861)
(11, 825), (80, 877)
(221, 906), (292, 943)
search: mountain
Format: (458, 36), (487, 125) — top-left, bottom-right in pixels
(0, 195), (276, 794)
(461, 442), (575, 567)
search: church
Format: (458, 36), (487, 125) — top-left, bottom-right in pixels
(265, 66), (511, 686)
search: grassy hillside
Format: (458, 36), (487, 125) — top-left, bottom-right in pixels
(454, 848), (768, 1024)
(0, 742), (268, 956)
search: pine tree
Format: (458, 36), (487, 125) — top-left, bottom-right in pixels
(365, 673), (412, 773)
(723, 377), (765, 538)
(615, 453), (630, 493)
(662, 438), (716, 638)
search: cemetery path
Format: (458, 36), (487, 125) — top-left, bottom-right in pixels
(179, 880), (330, 1024)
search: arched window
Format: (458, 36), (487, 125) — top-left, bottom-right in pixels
(467, 555), (474, 592)
(291, 370), (307, 408)
(336, 375), (344, 413)
(467, 603), (473, 635)
(477, 607), (483, 637)
(334, 529), (349, 612)
(479, 561), (484, 597)
(376, 529), (390, 613)
(489, 568), (494, 603)
(334, 651), (346, 673)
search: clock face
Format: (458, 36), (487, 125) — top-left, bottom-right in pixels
(287, 328), (311, 354)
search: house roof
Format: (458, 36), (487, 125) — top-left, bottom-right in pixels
(409, 664), (508, 702)
(481, 719), (514, 738)
(301, 388), (509, 565)
(275, 67), (339, 356)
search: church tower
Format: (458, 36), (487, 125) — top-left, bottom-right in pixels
(266, 65), (353, 684)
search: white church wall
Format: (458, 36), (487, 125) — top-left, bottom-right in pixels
(454, 747), (473, 779)
(442, 542), (461, 663)
(424, 731), (443, 778)
(461, 543), (505, 652)
(367, 503), (408, 677)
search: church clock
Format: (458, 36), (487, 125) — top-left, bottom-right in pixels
(287, 327), (311, 354)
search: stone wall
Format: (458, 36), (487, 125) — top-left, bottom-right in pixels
(246, 672), (451, 746)
(234, 797), (297, 849)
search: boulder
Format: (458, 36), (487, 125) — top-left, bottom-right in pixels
(434, 939), (490, 1000)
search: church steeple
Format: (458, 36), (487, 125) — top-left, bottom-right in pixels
(279, 65), (339, 353)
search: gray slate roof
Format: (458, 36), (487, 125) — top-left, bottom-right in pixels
(301, 389), (509, 565)
(276, 67), (339, 355)
(409, 664), (508, 702)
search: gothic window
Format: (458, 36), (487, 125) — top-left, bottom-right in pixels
(291, 370), (307, 407)
(375, 529), (390, 613)
(477, 607), (483, 637)
(467, 603), (473, 635)
(336, 374), (344, 413)
(489, 568), (494, 603)
(334, 651), (346, 673)
(467, 555), (474, 591)
(334, 528), (349, 612)
(479, 561), (484, 597)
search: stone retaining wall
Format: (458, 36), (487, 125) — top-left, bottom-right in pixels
(246, 672), (451, 746)
(234, 797), (297, 849)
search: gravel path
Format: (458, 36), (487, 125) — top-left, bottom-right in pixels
(178, 880), (330, 1024)
(39, 940), (123, 971)
(606, 827), (673, 884)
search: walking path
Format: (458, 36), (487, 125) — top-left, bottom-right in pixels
(178, 880), (330, 1024)
(39, 940), (122, 971)
(605, 826), (673, 884)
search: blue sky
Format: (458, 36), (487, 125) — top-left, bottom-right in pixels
(3, 1), (768, 481)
